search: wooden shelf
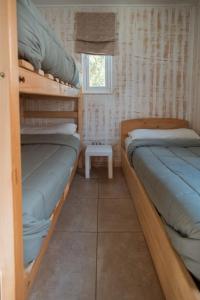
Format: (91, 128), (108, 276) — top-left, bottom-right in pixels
(18, 60), (80, 98)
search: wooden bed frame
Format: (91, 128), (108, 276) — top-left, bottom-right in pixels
(19, 59), (80, 98)
(24, 150), (81, 298)
(1, 2), (83, 299)
(121, 118), (200, 300)
(19, 59), (83, 297)
(19, 61), (83, 298)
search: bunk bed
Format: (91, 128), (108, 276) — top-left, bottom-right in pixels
(19, 56), (82, 298)
(13, 0), (83, 297)
(121, 118), (200, 300)
(18, 53), (82, 298)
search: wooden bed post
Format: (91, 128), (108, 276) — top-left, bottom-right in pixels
(77, 89), (83, 140)
(78, 89), (83, 168)
(0, 0), (24, 299)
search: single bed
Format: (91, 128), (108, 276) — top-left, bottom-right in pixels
(127, 138), (200, 280)
(21, 134), (80, 266)
(17, 0), (80, 87)
(121, 118), (200, 300)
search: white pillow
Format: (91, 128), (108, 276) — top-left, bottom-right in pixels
(128, 128), (200, 140)
(21, 123), (77, 135)
(72, 132), (80, 140)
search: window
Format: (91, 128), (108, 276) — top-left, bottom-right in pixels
(82, 54), (112, 94)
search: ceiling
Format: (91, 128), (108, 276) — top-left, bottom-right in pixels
(33, 0), (198, 5)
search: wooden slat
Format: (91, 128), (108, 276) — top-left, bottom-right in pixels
(19, 67), (59, 96)
(18, 59), (34, 71)
(1, 2), (24, 300)
(60, 84), (76, 96)
(21, 94), (79, 102)
(23, 110), (78, 119)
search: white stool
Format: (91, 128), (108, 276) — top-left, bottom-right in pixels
(85, 145), (113, 179)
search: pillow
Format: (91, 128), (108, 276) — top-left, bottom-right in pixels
(128, 128), (200, 140)
(21, 123), (77, 135)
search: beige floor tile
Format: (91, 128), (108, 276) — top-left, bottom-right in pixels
(56, 197), (97, 232)
(29, 232), (96, 300)
(89, 167), (109, 179)
(98, 197), (141, 232)
(69, 177), (98, 199)
(76, 167), (117, 180)
(99, 167), (126, 181)
(98, 168), (130, 198)
(99, 178), (130, 198)
(29, 168), (163, 300)
(97, 232), (164, 300)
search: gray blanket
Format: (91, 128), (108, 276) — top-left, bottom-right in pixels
(22, 134), (80, 265)
(21, 133), (80, 154)
(127, 138), (200, 279)
(17, 0), (80, 87)
(127, 138), (200, 162)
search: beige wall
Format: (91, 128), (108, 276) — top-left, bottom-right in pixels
(191, 2), (200, 134)
(23, 3), (196, 166)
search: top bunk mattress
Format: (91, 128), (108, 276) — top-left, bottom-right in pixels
(17, 0), (80, 88)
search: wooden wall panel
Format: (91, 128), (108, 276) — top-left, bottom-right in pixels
(23, 4), (196, 166)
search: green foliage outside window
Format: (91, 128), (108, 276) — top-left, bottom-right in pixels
(89, 55), (106, 87)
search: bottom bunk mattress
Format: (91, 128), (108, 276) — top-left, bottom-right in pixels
(127, 138), (200, 280)
(21, 134), (80, 266)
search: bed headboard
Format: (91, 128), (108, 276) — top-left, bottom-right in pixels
(21, 92), (83, 139)
(121, 118), (189, 145)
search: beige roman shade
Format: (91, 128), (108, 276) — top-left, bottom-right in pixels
(75, 12), (116, 55)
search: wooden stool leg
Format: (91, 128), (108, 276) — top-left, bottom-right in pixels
(108, 155), (113, 179)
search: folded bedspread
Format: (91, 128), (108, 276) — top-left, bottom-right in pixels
(21, 134), (80, 266)
(127, 138), (200, 279)
(17, 0), (80, 87)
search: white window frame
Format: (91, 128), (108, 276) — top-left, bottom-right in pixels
(82, 54), (112, 94)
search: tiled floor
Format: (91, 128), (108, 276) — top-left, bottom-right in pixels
(29, 168), (164, 300)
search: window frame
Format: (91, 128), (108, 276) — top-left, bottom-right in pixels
(82, 54), (112, 94)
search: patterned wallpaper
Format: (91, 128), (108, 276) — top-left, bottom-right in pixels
(23, 4), (196, 166)
(191, 3), (200, 135)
